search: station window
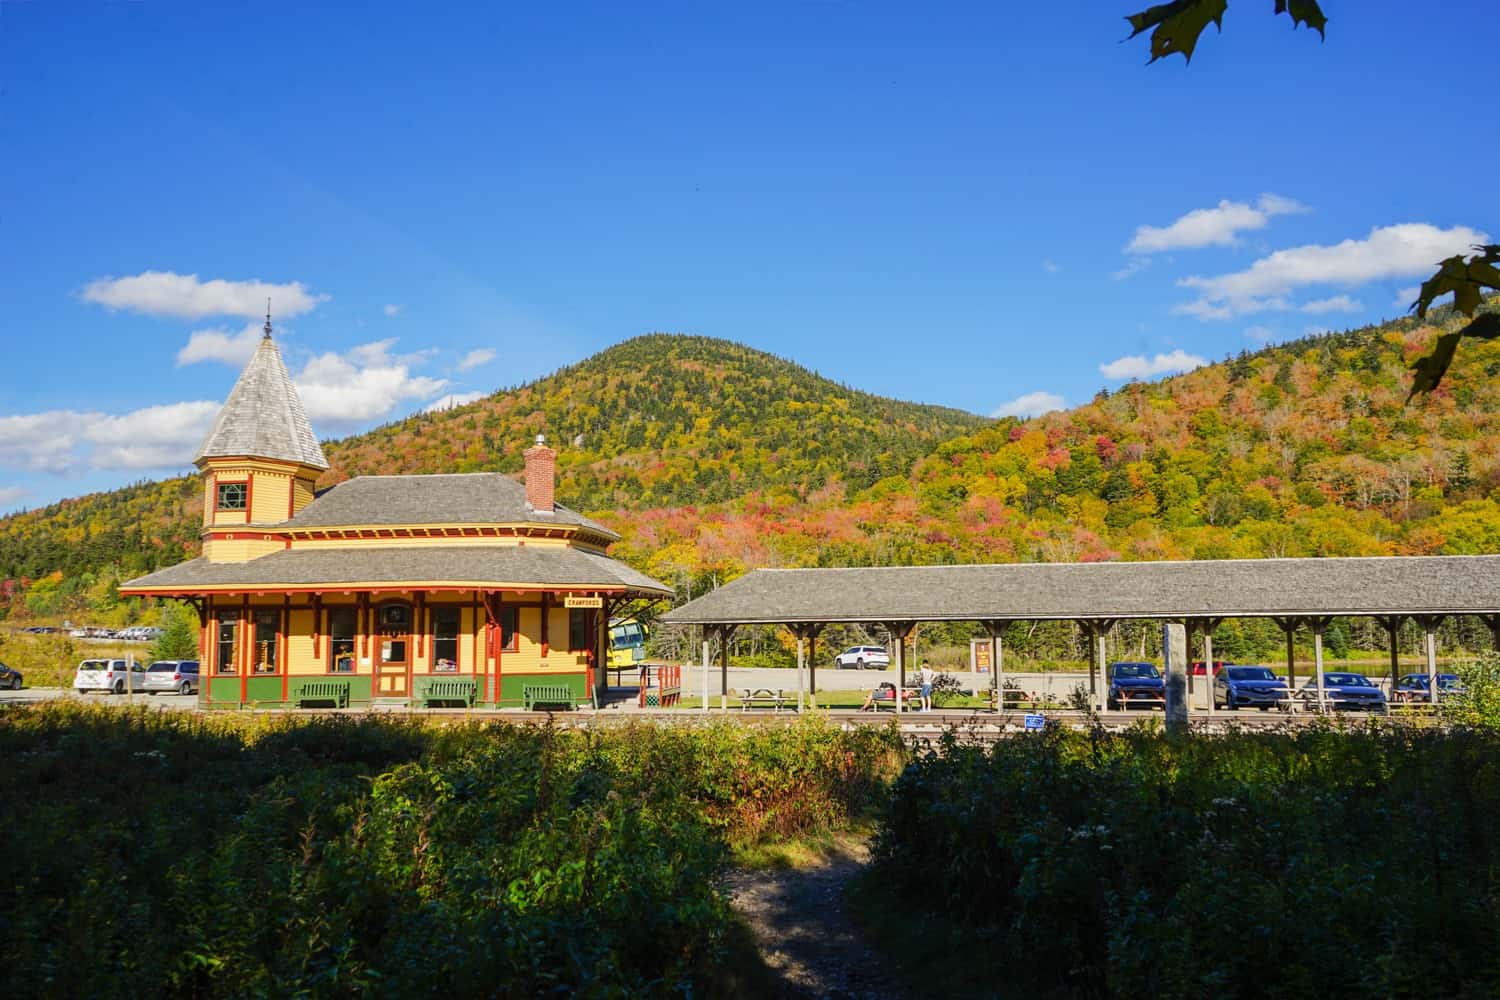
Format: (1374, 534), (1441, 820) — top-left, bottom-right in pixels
(328, 608), (357, 673)
(499, 605), (519, 651)
(216, 612), (238, 674)
(569, 609), (589, 651)
(252, 610), (278, 673)
(216, 482), (247, 511)
(433, 607), (460, 671)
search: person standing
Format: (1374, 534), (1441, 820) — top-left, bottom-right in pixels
(919, 659), (937, 712)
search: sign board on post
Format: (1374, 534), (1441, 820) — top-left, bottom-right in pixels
(1023, 713), (1046, 731)
(564, 595), (604, 609)
(969, 638), (992, 674)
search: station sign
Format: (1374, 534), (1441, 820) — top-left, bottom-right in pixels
(564, 595), (604, 609)
(1023, 713), (1046, 731)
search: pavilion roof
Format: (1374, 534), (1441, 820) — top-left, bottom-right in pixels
(659, 556), (1500, 625)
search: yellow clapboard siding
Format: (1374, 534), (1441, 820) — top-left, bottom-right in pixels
(202, 537), (284, 563)
(250, 473), (291, 524)
(286, 610), (320, 674)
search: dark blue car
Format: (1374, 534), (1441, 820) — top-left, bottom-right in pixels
(1298, 672), (1387, 712)
(1107, 662), (1165, 710)
(1214, 665), (1290, 711)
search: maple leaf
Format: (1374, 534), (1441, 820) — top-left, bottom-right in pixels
(1407, 245), (1500, 399)
(1126, 1), (1326, 64)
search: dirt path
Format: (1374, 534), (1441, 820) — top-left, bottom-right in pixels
(722, 840), (916, 1000)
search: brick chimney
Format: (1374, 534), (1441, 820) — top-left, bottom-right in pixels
(523, 434), (556, 513)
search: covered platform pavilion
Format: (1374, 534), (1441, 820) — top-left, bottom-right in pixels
(661, 555), (1500, 716)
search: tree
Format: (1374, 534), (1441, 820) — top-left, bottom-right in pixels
(1125, 3), (1496, 397)
(150, 602), (200, 662)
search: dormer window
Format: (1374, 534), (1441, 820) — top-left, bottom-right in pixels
(216, 482), (247, 511)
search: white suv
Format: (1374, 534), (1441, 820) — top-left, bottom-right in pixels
(834, 645), (891, 669)
(73, 659), (147, 694)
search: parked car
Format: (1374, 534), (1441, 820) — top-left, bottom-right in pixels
(1107, 661), (1165, 710)
(141, 660), (200, 695)
(1214, 665), (1290, 711)
(834, 645), (891, 669)
(0, 661), (22, 690)
(1189, 660), (1228, 676)
(1393, 672), (1464, 703)
(1298, 672), (1387, 712)
(73, 658), (146, 694)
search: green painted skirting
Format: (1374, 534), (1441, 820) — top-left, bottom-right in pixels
(499, 672), (589, 708)
(206, 674), (374, 707)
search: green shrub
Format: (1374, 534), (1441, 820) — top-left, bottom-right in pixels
(873, 723), (1500, 998)
(0, 705), (902, 997)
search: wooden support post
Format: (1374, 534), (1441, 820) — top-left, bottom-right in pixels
(1273, 617), (1301, 695)
(1163, 621), (1188, 734)
(719, 625), (735, 713)
(807, 623), (824, 700)
(884, 622), (916, 715)
(982, 620), (1007, 713)
(1415, 615), (1445, 706)
(1183, 620), (1197, 698)
(1309, 617), (1331, 712)
(701, 634), (711, 714)
(796, 633), (805, 713)
(1199, 618), (1223, 716)
(1376, 615), (1405, 698)
(1080, 619), (1115, 713)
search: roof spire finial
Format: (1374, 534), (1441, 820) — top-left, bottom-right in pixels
(264, 298), (273, 339)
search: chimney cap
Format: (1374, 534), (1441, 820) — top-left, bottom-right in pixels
(535, 433), (546, 446)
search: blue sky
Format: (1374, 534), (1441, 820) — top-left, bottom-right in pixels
(2, 0), (1495, 513)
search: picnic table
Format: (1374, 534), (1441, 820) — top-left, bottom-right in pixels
(739, 687), (789, 712)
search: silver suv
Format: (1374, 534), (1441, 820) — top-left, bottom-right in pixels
(141, 660), (200, 695)
(73, 659), (147, 694)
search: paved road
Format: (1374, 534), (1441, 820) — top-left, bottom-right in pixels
(0, 687), (200, 710)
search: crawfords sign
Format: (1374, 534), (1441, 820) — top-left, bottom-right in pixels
(564, 595), (604, 609)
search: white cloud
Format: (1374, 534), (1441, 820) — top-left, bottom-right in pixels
(295, 339), (448, 424)
(0, 401), (219, 474)
(0, 486), (29, 507)
(1394, 285), (1423, 308)
(82, 271), (325, 319)
(1126, 193), (1307, 254)
(384, 304), (402, 317)
(1099, 349), (1208, 380)
(457, 348), (496, 372)
(1175, 223), (1488, 319)
(1112, 256), (1152, 281)
(993, 391), (1066, 419)
(176, 322), (266, 366)
(82, 401), (220, 470)
(1042, 260), (1059, 274)
(424, 392), (485, 413)
(1300, 294), (1362, 314)
(1244, 325), (1276, 345)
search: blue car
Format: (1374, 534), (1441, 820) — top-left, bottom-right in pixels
(1298, 672), (1387, 712)
(1107, 662), (1165, 710)
(1214, 665), (1290, 711)
(1393, 672), (1463, 704)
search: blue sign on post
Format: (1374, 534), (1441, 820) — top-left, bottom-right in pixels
(1023, 713), (1046, 731)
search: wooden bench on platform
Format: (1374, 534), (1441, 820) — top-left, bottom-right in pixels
(739, 687), (788, 712)
(417, 676), (478, 708)
(523, 683), (578, 711)
(292, 678), (351, 708)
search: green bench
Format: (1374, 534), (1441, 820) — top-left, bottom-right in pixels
(293, 678), (351, 708)
(417, 677), (478, 708)
(523, 683), (577, 711)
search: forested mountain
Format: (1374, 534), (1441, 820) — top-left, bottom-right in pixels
(611, 305), (1500, 593)
(2, 308), (1498, 621)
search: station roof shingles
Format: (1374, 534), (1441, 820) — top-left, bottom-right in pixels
(195, 334), (328, 470)
(121, 545), (670, 595)
(283, 473), (618, 538)
(660, 556), (1500, 625)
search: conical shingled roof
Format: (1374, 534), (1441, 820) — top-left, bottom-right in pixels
(194, 332), (328, 469)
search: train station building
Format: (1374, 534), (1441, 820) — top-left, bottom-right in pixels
(119, 318), (670, 709)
